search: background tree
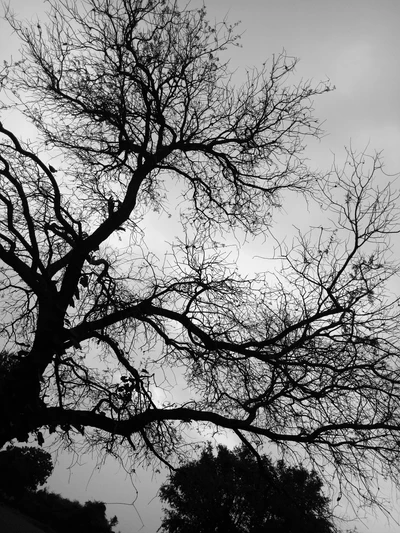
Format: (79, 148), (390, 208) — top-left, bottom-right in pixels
(0, 443), (118, 532)
(159, 444), (338, 533)
(0, 445), (53, 500)
(9, 488), (118, 533)
(0, 0), (399, 512)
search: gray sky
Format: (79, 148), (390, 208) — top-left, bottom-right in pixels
(1, 0), (400, 532)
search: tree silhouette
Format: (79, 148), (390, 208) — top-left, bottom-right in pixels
(13, 489), (118, 533)
(159, 444), (338, 533)
(0, 0), (399, 510)
(0, 445), (53, 500)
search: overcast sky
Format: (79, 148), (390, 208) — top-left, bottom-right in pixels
(1, 0), (400, 532)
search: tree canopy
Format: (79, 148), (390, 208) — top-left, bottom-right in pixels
(0, 444), (118, 532)
(0, 0), (400, 511)
(15, 490), (118, 533)
(0, 445), (53, 499)
(159, 444), (338, 533)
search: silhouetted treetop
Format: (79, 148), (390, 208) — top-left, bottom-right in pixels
(0, 445), (53, 499)
(159, 444), (338, 533)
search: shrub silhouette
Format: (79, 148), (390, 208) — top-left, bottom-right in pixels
(0, 445), (53, 500)
(17, 489), (118, 533)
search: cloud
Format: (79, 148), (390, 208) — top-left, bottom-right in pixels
(332, 41), (375, 97)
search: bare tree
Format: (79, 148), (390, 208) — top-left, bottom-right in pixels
(0, 0), (399, 510)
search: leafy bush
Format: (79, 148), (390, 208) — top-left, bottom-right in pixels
(0, 445), (53, 500)
(17, 489), (118, 533)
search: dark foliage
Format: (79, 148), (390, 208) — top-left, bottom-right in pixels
(0, 445), (53, 500)
(159, 444), (338, 533)
(15, 489), (118, 533)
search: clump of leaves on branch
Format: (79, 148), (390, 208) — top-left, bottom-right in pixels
(0, 0), (400, 512)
